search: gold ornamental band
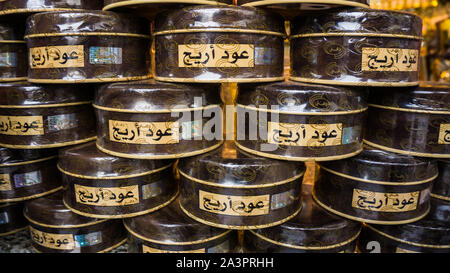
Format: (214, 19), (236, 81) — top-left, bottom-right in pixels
(290, 77), (420, 87)
(103, 0), (229, 11)
(179, 200), (303, 230)
(236, 104), (368, 116)
(124, 222), (232, 246)
(57, 163), (173, 180)
(96, 141), (224, 160)
(312, 190), (431, 225)
(319, 165), (438, 186)
(62, 191), (178, 219)
(0, 155), (57, 168)
(24, 213), (108, 229)
(178, 168), (304, 189)
(0, 226), (28, 237)
(0, 186), (62, 203)
(93, 103), (221, 114)
(0, 77), (28, 82)
(290, 32), (422, 40)
(153, 28), (285, 37)
(0, 40), (26, 44)
(0, 8), (86, 16)
(0, 101), (93, 109)
(363, 140), (450, 159)
(366, 224), (450, 249)
(27, 75), (152, 84)
(248, 228), (361, 250)
(234, 141), (363, 162)
(368, 104), (450, 115)
(25, 32), (150, 39)
(154, 76), (286, 83)
(430, 193), (450, 202)
(0, 136), (97, 149)
(242, 0), (369, 9)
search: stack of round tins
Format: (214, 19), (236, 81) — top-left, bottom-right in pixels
(0, 20), (27, 82)
(58, 142), (178, 219)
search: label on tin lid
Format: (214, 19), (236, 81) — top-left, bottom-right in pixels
(47, 113), (78, 132)
(29, 226), (75, 250)
(109, 120), (180, 145)
(362, 48), (419, 72)
(143, 245), (206, 253)
(30, 45), (84, 69)
(89, 47), (122, 65)
(0, 52), (17, 67)
(0, 115), (44, 136)
(178, 44), (255, 68)
(0, 211), (9, 224)
(438, 124), (450, 144)
(13, 170), (42, 188)
(199, 190), (270, 216)
(0, 174), (11, 191)
(74, 231), (102, 248)
(74, 184), (140, 207)
(351, 189), (419, 212)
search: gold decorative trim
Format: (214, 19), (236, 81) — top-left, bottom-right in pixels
(368, 104), (450, 115)
(124, 222), (232, 246)
(366, 224), (450, 249)
(93, 104), (221, 114)
(430, 193), (450, 202)
(290, 77), (420, 87)
(27, 75), (151, 84)
(154, 76), (285, 83)
(0, 186), (62, 203)
(57, 163), (173, 180)
(153, 28), (285, 37)
(0, 136), (97, 149)
(178, 168), (304, 189)
(0, 8), (86, 16)
(25, 32), (150, 39)
(0, 101), (93, 109)
(62, 191), (178, 219)
(236, 104), (367, 116)
(0, 156), (57, 168)
(0, 226), (28, 237)
(103, 0), (229, 11)
(24, 213), (108, 229)
(179, 200), (303, 230)
(234, 141), (363, 162)
(291, 33), (422, 40)
(242, 0), (370, 9)
(319, 166), (438, 186)
(0, 77), (28, 82)
(248, 228), (361, 250)
(96, 141), (223, 160)
(98, 238), (128, 253)
(363, 140), (450, 159)
(0, 40), (26, 44)
(312, 190), (431, 225)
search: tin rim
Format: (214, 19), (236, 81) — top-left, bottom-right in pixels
(27, 75), (151, 84)
(0, 186), (62, 203)
(0, 101), (92, 109)
(23, 213), (108, 229)
(368, 104), (450, 115)
(241, 0), (369, 9)
(0, 155), (57, 168)
(0, 77), (28, 82)
(0, 226), (28, 237)
(236, 104), (368, 115)
(154, 76), (285, 84)
(363, 140), (450, 159)
(103, 0), (230, 11)
(430, 193), (450, 202)
(290, 77), (420, 87)
(0, 136), (97, 149)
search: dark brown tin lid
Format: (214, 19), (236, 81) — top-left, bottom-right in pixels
(178, 141), (305, 187)
(0, 0), (103, 14)
(0, 81), (94, 106)
(237, 81), (368, 113)
(432, 160), (450, 201)
(124, 197), (230, 244)
(369, 82), (450, 112)
(0, 147), (56, 166)
(24, 191), (104, 228)
(250, 184), (361, 249)
(154, 5), (285, 35)
(291, 7), (422, 37)
(0, 19), (24, 40)
(94, 79), (221, 112)
(25, 10), (150, 36)
(319, 145), (438, 184)
(58, 141), (173, 179)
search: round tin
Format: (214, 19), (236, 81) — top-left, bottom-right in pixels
(290, 8), (423, 87)
(0, 81), (96, 149)
(431, 160), (450, 202)
(314, 145), (438, 225)
(154, 5), (286, 83)
(235, 81), (368, 161)
(0, 20), (27, 82)
(244, 185), (361, 253)
(59, 141), (178, 219)
(0, 0), (103, 17)
(178, 141), (305, 230)
(24, 192), (127, 253)
(364, 82), (450, 158)
(25, 11), (151, 83)
(124, 197), (238, 253)
(94, 80), (223, 160)
(0, 202), (28, 236)
(357, 198), (450, 253)
(0, 147), (61, 203)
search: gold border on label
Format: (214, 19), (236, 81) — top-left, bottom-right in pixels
(242, 0), (370, 9)
(27, 75), (151, 84)
(368, 104), (450, 115)
(0, 186), (62, 203)
(430, 193), (450, 202)
(57, 163), (173, 180)
(290, 33), (422, 40)
(0, 77), (28, 82)
(103, 0), (229, 11)
(178, 168), (304, 189)
(25, 32), (150, 39)
(96, 141), (223, 160)
(363, 140), (450, 159)
(93, 104), (221, 114)
(0, 226), (28, 237)
(0, 136), (97, 149)
(290, 77), (420, 87)
(153, 28), (285, 37)
(236, 104), (367, 116)
(179, 200), (303, 230)
(248, 228), (361, 250)
(154, 76), (285, 83)
(0, 155), (57, 168)
(0, 101), (93, 109)
(234, 141), (363, 162)
(366, 224), (450, 249)
(312, 190), (431, 225)
(319, 166), (438, 186)
(23, 213), (108, 229)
